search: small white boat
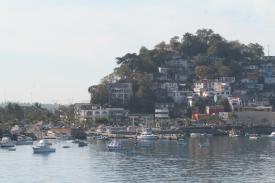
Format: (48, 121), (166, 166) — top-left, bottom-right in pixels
(137, 129), (158, 140)
(269, 131), (275, 138)
(33, 139), (56, 153)
(107, 140), (123, 151)
(16, 136), (33, 145)
(0, 137), (15, 148)
(190, 133), (201, 138)
(229, 129), (241, 137)
(249, 134), (259, 140)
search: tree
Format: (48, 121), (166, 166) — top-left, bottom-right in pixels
(195, 65), (209, 79)
(89, 84), (109, 105)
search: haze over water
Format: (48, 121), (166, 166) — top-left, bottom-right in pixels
(0, 137), (275, 183)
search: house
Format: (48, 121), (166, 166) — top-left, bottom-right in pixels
(213, 82), (231, 98)
(128, 114), (154, 127)
(108, 83), (133, 106)
(206, 105), (224, 115)
(155, 103), (174, 119)
(74, 103), (129, 122)
(228, 97), (242, 111)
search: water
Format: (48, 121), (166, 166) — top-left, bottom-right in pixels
(1, 136), (275, 183)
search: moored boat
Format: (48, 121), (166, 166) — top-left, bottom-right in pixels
(107, 140), (123, 151)
(137, 129), (158, 140)
(32, 139), (56, 153)
(249, 134), (259, 140)
(0, 137), (15, 148)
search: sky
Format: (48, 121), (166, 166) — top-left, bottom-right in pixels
(0, 0), (274, 104)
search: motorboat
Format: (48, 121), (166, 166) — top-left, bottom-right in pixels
(137, 129), (158, 140)
(107, 140), (122, 151)
(229, 129), (241, 137)
(16, 136), (33, 145)
(62, 145), (70, 148)
(269, 131), (275, 138)
(249, 134), (259, 140)
(0, 137), (15, 148)
(32, 139), (56, 153)
(190, 133), (201, 138)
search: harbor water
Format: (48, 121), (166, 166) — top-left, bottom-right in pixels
(1, 136), (275, 183)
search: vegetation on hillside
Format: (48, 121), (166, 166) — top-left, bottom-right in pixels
(89, 29), (266, 114)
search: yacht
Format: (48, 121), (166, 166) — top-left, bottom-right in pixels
(137, 129), (158, 140)
(16, 136), (33, 145)
(32, 139), (56, 153)
(107, 140), (123, 151)
(0, 137), (15, 148)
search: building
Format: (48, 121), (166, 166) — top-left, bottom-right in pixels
(108, 83), (133, 106)
(228, 97), (242, 111)
(154, 103), (174, 119)
(194, 80), (231, 98)
(213, 82), (231, 98)
(206, 105), (224, 115)
(74, 103), (129, 122)
(128, 114), (154, 127)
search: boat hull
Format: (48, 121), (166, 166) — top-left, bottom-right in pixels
(33, 147), (56, 153)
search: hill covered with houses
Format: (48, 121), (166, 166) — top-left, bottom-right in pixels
(88, 29), (275, 124)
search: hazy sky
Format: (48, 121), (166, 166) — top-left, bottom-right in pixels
(0, 0), (274, 104)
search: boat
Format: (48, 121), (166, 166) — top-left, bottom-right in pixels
(8, 147), (16, 151)
(16, 136), (33, 145)
(32, 139), (56, 153)
(229, 129), (241, 137)
(190, 133), (201, 138)
(0, 137), (15, 148)
(107, 140), (123, 151)
(78, 141), (88, 147)
(62, 145), (70, 148)
(249, 134), (259, 140)
(269, 131), (275, 138)
(137, 129), (158, 140)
